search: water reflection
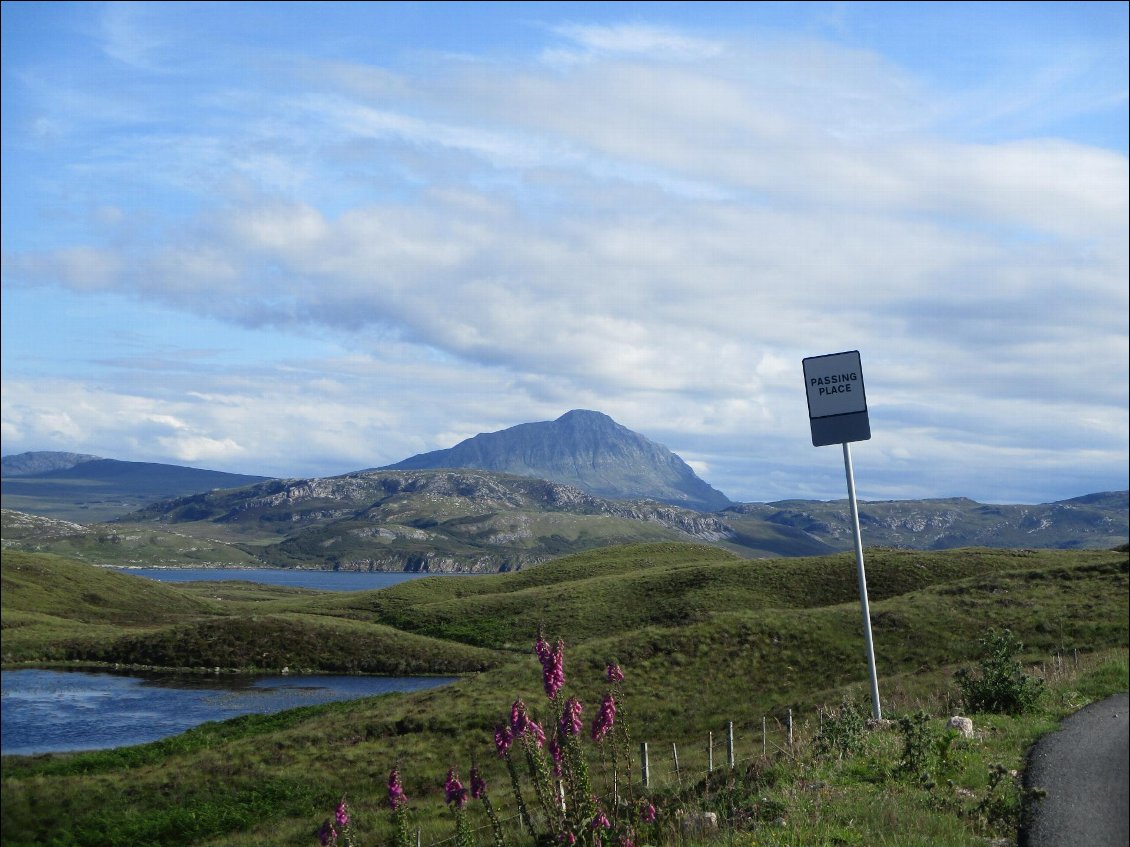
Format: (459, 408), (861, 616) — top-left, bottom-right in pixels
(1, 668), (455, 756)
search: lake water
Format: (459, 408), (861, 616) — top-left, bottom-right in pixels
(1, 668), (456, 756)
(113, 567), (437, 592)
(3, 571), (464, 756)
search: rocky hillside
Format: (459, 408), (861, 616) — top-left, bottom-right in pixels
(723, 491), (1129, 551)
(384, 409), (732, 512)
(120, 469), (735, 572)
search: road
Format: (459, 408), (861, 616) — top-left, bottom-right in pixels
(1021, 691), (1129, 847)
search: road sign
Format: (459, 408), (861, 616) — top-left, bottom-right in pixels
(802, 350), (870, 447)
(801, 349), (882, 719)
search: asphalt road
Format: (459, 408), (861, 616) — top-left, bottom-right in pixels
(1021, 691), (1129, 847)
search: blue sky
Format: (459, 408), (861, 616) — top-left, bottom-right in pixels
(2, 1), (1127, 505)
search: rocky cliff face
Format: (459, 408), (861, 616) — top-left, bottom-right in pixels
(384, 409), (732, 512)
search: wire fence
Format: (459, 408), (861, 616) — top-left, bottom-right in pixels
(388, 647), (1097, 847)
(396, 710), (809, 847)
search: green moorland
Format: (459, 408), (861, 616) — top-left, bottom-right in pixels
(1, 542), (1127, 847)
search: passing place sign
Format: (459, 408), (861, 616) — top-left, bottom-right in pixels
(802, 350), (871, 446)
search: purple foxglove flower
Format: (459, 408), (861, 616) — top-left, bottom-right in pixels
(560, 697), (584, 736)
(525, 717), (546, 748)
(470, 766), (488, 799)
(591, 693), (616, 741)
(510, 699), (527, 732)
(640, 802), (657, 823)
(548, 734), (563, 776)
(318, 819), (337, 846)
(334, 799), (349, 828)
(535, 636), (551, 663)
(535, 637), (566, 699)
(590, 811), (611, 830)
(494, 724), (514, 758)
(444, 768), (468, 808)
(388, 767), (408, 809)
(606, 663), (624, 683)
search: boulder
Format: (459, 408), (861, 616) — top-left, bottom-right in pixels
(947, 716), (974, 738)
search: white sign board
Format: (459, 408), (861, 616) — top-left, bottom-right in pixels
(802, 350), (871, 447)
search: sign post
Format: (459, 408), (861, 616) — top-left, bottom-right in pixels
(802, 350), (881, 720)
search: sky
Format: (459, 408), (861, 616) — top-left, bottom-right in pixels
(2, 1), (1127, 506)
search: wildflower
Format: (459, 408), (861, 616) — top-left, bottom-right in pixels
(535, 637), (566, 699)
(334, 798), (350, 829)
(510, 699), (528, 733)
(548, 734), (563, 776)
(590, 811), (611, 830)
(591, 693), (616, 741)
(640, 802), (657, 824)
(388, 767), (408, 809)
(318, 819), (337, 846)
(470, 765), (488, 800)
(606, 663), (624, 683)
(525, 717), (546, 748)
(494, 724), (514, 758)
(559, 697), (584, 736)
(557, 832), (577, 845)
(445, 768), (469, 809)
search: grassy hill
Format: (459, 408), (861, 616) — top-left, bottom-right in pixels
(1, 508), (261, 567)
(1, 542), (1127, 847)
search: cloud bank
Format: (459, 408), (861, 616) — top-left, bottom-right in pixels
(2, 3), (1126, 503)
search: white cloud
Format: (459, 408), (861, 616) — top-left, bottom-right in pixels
(2, 6), (1126, 503)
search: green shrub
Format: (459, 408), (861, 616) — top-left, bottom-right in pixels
(955, 629), (1045, 715)
(814, 698), (868, 760)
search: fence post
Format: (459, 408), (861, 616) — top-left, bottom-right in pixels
(672, 743), (681, 783)
(640, 742), (650, 789)
(415, 828), (421, 847)
(708, 731), (714, 773)
(762, 716), (766, 757)
(727, 721), (735, 770)
(787, 709), (793, 747)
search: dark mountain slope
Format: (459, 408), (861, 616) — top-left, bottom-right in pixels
(384, 409), (732, 511)
(1, 451), (102, 476)
(1, 454), (272, 522)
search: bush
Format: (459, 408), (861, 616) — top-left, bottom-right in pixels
(814, 698), (868, 760)
(955, 629), (1045, 715)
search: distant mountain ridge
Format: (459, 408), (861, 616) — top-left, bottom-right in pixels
(1, 451), (103, 477)
(3, 439), (1126, 571)
(1, 455), (272, 523)
(384, 409), (732, 512)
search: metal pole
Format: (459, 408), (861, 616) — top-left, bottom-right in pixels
(843, 442), (882, 720)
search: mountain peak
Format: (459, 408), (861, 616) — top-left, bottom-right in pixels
(556, 409), (612, 423)
(385, 411), (731, 511)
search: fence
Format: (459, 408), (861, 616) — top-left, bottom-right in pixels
(398, 708), (809, 847)
(379, 648), (1095, 847)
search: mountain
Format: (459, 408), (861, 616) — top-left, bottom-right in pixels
(722, 491), (1130, 551)
(114, 469), (735, 572)
(383, 409), (733, 512)
(2, 448), (1125, 573)
(1, 454), (272, 523)
(1, 451), (103, 477)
